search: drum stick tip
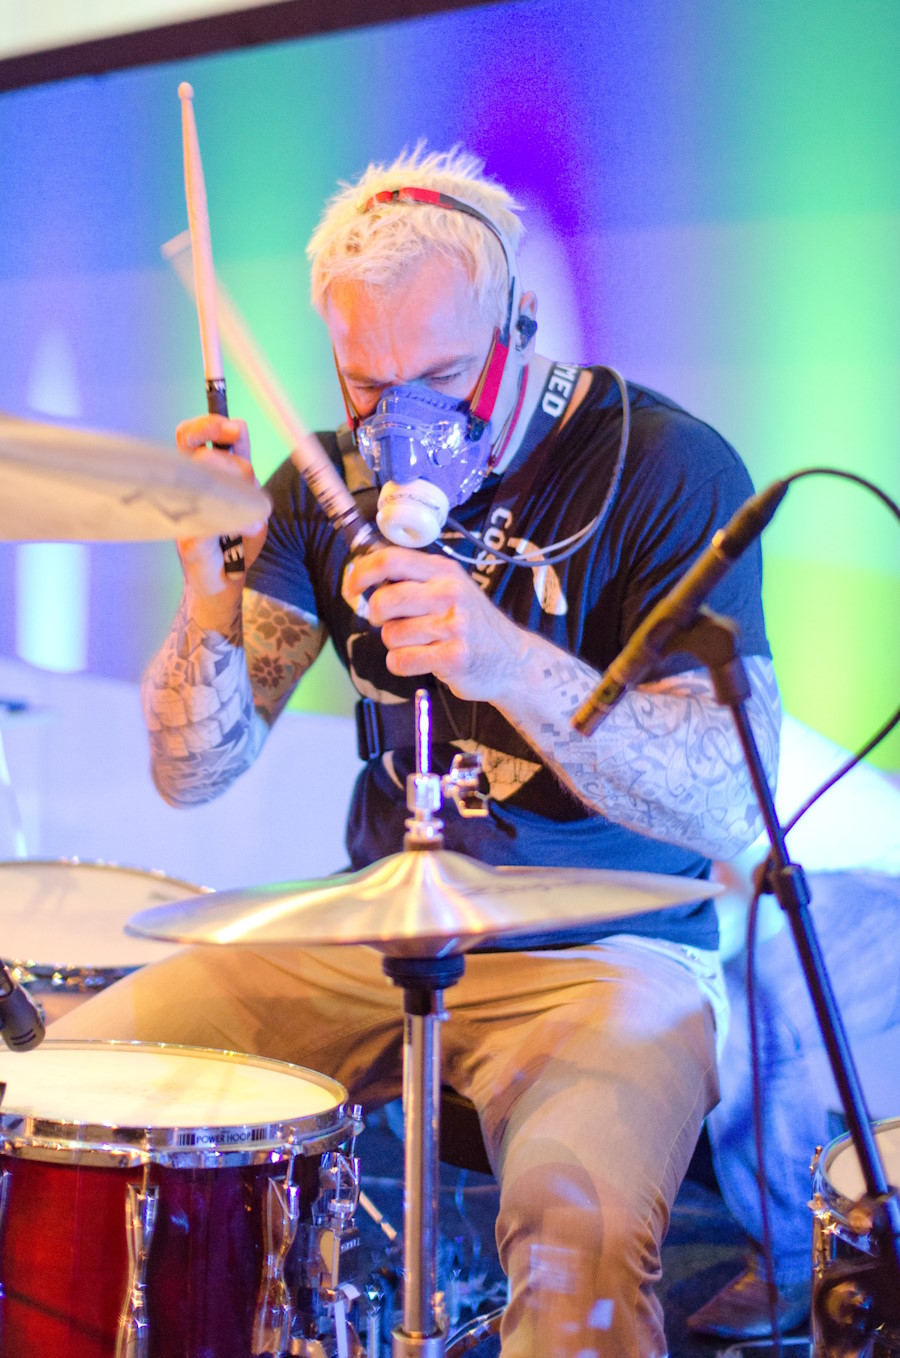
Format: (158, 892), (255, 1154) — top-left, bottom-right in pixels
(178, 81), (194, 101)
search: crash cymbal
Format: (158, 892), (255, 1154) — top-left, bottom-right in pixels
(127, 849), (720, 959)
(0, 413), (269, 541)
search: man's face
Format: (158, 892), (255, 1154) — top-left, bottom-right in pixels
(324, 252), (503, 421)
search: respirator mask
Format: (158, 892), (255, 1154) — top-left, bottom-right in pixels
(355, 380), (494, 547)
(343, 186), (535, 548)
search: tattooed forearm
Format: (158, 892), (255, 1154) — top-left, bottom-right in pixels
(244, 590), (326, 726)
(498, 642), (780, 860)
(141, 588), (325, 808)
(141, 594), (264, 807)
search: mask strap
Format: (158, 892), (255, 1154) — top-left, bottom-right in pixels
(356, 186), (521, 440)
(333, 348), (362, 433)
(467, 329), (511, 439)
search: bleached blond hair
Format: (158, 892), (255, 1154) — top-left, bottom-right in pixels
(307, 143), (524, 326)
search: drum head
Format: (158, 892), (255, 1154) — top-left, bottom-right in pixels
(824, 1116), (900, 1203)
(0, 1040), (355, 1163)
(0, 859), (205, 974)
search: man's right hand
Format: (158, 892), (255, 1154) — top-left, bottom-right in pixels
(174, 414), (269, 631)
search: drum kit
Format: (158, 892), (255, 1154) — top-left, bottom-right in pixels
(0, 413), (897, 1358)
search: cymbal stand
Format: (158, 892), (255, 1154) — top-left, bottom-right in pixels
(381, 691), (486, 1358)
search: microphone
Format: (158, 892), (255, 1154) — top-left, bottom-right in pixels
(0, 961), (45, 1051)
(573, 478), (789, 735)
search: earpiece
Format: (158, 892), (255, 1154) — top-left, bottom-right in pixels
(515, 314), (538, 350)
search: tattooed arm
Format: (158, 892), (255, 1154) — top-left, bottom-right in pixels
(142, 587), (326, 808)
(346, 546), (781, 861)
(141, 411), (326, 807)
(501, 648), (780, 861)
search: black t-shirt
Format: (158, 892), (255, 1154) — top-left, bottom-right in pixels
(247, 365), (771, 950)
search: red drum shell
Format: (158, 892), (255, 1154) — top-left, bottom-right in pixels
(0, 1041), (356, 1358)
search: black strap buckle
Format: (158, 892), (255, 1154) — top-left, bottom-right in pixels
(355, 698), (384, 761)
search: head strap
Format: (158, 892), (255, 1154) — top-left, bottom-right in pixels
(363, 186), (516, 335)
(348, 185), (523, 439)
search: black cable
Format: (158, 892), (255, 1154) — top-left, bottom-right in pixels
(747, 879), (785, 1357)
(760, 465), (900, 861)
(440, 366), (630, 570)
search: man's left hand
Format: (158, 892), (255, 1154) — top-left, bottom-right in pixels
(343, 546), (525, 702)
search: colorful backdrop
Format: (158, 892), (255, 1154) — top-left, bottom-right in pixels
(1, 0), (897, 766)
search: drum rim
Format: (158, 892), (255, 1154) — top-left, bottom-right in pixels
(816, 1114), (900, 1222)
(0, 1038), (360, 1167)
(0, 855), (212, 895)
(0, 857), (211, 983)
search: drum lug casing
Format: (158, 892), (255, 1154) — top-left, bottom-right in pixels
(252, 1170), (302, 1356)
(116, 1177), (159, 1358)
(0, 1167), (10, 1304)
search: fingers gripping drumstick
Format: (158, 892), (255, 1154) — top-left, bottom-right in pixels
(162, 230), (381, 559)
(178, 82), (244, 575)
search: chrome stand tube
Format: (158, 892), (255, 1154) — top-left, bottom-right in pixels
(402, 1004), (442, 1341)
(383, 956), (465, 1358)
(386, 690), (469, 1358)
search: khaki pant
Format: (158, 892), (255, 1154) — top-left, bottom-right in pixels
(53, 935), (723, 1357)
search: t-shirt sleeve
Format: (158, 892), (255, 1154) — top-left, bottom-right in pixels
(616, 410), (770, 676)
(245, 454), (322, 618)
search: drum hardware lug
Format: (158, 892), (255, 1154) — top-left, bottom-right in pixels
(441, 753), (489, 819)
(347, 1105), (363, 1159)
(316, 1151), (362, 1292)
(362, 1278), (386, 1358)
(0, 1167), (10, 1302)
(293, 1152), (362, 1344)
(116, 1176), (159, 1358)
(319, 1152), (361, 1225)
(251, 1171), (302, 1356)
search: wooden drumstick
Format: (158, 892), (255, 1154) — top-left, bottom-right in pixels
(178, 81), (245, 575)
(163, 229), (380, 559)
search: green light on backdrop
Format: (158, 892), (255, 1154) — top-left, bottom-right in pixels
(764, 556), (899, 771)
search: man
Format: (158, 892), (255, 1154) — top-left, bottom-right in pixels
(58, 146), (780, 1356)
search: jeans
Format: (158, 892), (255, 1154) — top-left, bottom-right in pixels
(707, 870), (900, 1286)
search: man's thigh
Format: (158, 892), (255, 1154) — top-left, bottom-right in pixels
(48, 942), (407, 1104)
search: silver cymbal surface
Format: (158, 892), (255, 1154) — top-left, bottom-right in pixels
(127, 849), (720, 958)
(0, 413), (270, 541)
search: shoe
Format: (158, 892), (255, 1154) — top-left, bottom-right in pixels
(686, 1262), (811, 1339)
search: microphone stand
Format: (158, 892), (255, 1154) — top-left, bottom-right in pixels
(660, 608), (900, 1353)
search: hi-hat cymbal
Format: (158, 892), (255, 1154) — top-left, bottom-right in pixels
(127, 849), (720, 959)
(0, 413), (270, 541)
